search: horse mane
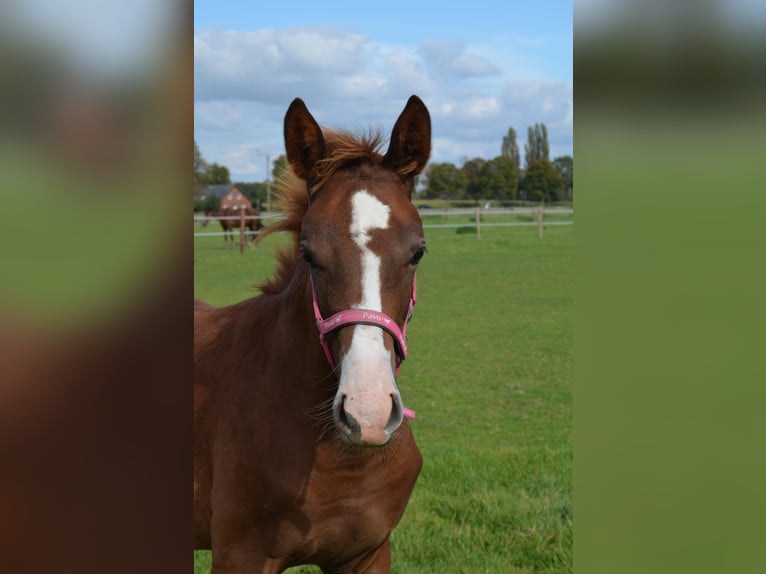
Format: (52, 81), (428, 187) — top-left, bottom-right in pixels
(257, 128), (388, 295)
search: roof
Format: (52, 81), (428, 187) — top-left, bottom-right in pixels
(203, 184), (237, 198)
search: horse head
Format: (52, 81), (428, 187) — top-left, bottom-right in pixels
(284, 96), (430, 447)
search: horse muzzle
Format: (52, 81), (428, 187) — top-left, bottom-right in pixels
(333, 389), (404, 447)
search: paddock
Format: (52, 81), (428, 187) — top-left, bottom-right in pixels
(193, 223), (573, 573)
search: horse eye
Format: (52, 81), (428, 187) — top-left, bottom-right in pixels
(410, 247), (425, 266)
(300, 244), (317, 268)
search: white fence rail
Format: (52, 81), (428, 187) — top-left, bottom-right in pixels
(415, 206), (574, 217)
(194, 206), (574, 245)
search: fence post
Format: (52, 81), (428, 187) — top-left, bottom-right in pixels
(476, 206), (481, 240)
(239, 209), (245, 253)
(538, 201), (544, 239)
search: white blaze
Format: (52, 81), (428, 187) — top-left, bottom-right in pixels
(349, 190), (390, 311)
(338, 190), (397, 436)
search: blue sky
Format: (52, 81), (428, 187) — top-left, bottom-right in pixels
(195, 1), (573, 182)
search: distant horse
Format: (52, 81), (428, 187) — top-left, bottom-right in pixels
(203, 207), (263, 247)
(194, 95), (431, 572)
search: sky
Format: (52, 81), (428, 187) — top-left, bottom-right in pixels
(194, 0), (573, 183)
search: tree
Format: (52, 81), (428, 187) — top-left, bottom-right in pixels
(461, 157), (487, 203)
(479, 156), (519, 201)
(522, 159), (564, 202)
(552, 155), (573, 199)
(194, 140), (208, 197)
(424, 162), (466, 199)
(207, 162), (231, 185)
(501, 128), (520, 169)
(193, 194), (220, 213)
(203, 195), (221, 212)
(524, 123), (550, 168)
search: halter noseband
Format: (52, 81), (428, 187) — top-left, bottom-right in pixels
(309, 275), (416, 376)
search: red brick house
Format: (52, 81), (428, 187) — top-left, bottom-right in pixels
(202, 184), (252, 210)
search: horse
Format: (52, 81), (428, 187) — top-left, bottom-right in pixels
(203, 207), (263, 247)
(194, 95), (431, 573)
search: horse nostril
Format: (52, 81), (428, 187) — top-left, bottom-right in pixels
(385, 394), (404, 434)
(336, 396), (360, 434)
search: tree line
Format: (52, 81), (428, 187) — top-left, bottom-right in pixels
(423, 124), (572, 203)
(195, 124), (573, 211)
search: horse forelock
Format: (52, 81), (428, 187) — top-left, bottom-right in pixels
(314, 129), (386, 186)
(257, 128), (396, 296)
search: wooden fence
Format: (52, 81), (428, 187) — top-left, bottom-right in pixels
(193, 212), (274, 253)
(194, 205), (574, 250)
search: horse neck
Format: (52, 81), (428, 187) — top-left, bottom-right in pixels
(267, 261), (336, 405)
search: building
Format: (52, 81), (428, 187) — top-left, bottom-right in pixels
(200, 184), (252, 210)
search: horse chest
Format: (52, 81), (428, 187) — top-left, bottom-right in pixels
(269, 441), (421, 564)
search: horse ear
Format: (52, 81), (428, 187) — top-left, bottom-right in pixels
(383, 95), (431, 181)
(284, 98), (326, 182)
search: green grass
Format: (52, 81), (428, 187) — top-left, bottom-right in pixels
(194, 223), (572, 573)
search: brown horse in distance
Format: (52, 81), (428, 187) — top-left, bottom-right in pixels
(194, 95), (431, 572)
(203, 207), (263, 247)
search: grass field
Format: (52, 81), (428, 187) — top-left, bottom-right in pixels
(194, 221), (572, 573)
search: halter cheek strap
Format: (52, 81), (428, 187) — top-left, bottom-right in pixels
(309, 275), (416, 376)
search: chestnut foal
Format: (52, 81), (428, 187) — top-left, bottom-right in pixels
(194, 95), (430, 573)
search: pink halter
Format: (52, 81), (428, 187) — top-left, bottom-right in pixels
(310, 276), (416, 374)
(309, 275), (417, 419)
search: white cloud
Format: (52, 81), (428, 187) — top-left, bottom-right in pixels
(500, 80), (573, 160)
(465, 96), (501, 119)
(384, 50), (435, 97)
(420, 39), (500, 78)
(431, 137), (495, 165)
(195, 101), (242, 130)
(220, 143), (276, 180)
(194, 27), (573, 180)
(194, 28), (369, 102)
(274, 28), (367, 72)
(341, 74), (386, 98)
